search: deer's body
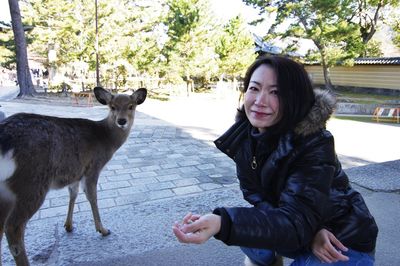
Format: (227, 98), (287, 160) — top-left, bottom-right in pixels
(0, 87), (146, 266)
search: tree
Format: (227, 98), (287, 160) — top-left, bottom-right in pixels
(25, 0), (167, 90)
(243, 0), (362, 89)
(391, 14), (400, 48)
(243, 0), (398, 89)
(161, 0), (220, 93)
(353, 0), (399, 56)
(8, 0), (35, 97)
(25, 0), (100, 86)
(0, 21), (15, 69)
(215, 15), (256, 81)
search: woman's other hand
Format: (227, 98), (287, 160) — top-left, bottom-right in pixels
(312, 228), (349, 263)
(172, 213), (221, 244)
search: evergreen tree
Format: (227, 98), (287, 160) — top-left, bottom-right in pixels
(162, 0), (220, 92)
(9, 0), (35, 97)
(215, 15), (256, 83)
(243, 0), (398, 89)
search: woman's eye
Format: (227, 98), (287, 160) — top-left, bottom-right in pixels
(248, 86), (258, 91)
(271, 90), (279, 95)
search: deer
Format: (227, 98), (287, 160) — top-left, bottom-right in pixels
(0, 86), (147, 266)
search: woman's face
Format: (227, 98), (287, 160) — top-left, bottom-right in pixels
(244, 64), (281, 133)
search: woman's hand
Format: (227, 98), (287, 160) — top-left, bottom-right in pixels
(312, 228), (349, 263)
(172, 212), (221, 244)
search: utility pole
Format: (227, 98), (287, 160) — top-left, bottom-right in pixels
(95, 0), (100, 86)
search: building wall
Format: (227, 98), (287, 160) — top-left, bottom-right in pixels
(305, 65), (400, 91)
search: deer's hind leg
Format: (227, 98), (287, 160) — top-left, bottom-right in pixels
(5, 191), (45, 266)
(5, 221), (29, 266)
(0, 183), (16, 266)
(64, 181), (79, 232)
(5, 183), (47, 266)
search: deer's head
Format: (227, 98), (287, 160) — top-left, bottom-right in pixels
(94, 87), (147, 130)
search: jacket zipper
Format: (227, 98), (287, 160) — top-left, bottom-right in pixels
(251, 156), (257, 170)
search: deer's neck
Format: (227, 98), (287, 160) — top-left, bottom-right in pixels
(99, 118), (131, 151)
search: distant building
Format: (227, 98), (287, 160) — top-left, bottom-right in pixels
(305, 57), (400, 93)
(253, 34), (303, 58)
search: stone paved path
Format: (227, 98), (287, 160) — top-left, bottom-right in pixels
(1, 91), (399, 266)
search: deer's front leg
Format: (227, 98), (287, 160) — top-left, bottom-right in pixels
(84, 176), (110, 236)
(64, 181), (79, 232)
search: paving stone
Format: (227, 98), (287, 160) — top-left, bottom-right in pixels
(173, 178), (200, 187)
(146, 181), (176, 191)
(200, 183), (223, 190)
(100, 180), (131, 190)
(148, 189), (176, 200)
(173, 185), (203, 195)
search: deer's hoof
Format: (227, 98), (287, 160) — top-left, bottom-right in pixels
(99, 228), (111, 236)
(64, 224), (74, 233)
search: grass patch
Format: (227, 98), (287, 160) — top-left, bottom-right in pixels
(334, 90), (400, 105)
(147, 90), (171, 101)
(333, 115), (399, 126)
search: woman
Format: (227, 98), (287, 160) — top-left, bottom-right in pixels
(172, 56), (378, 266)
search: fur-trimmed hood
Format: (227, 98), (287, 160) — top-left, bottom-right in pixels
(294, 89), (336, 137)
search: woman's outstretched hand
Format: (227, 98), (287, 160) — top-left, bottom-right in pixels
(172, 212), (221, 244)
(312, 228), (349, 263)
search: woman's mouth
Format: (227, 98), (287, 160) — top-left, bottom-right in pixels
(252, 110), (271, 117)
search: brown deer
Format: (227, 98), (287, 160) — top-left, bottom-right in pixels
(0, 87), (146, 266)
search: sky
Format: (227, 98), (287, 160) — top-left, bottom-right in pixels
(0, 0), (11, 22)
(211, 0), (259, 23)
(210, 0), (268, 36)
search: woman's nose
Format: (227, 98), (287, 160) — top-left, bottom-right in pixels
(255, 91), (268, 106)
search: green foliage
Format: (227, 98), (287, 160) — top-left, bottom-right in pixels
(160, 0), (221, 86)
(0, 19), (34, 70)
(364, 40), (383, 57)
(16, 0), (261, 90)
(242, 0), (397, 89)
(392, 16), (400, 48)
(215, 15), (256, 78)
(0, 22), (15, 69)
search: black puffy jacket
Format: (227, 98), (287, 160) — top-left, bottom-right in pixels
(213, 89), (378, 254)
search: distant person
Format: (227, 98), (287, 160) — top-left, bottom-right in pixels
(42, 69), (49, 79)
(172, 56), (378, 266)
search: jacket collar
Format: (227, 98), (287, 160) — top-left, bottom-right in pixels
(294, 89), (336, 137)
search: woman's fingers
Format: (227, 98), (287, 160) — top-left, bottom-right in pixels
(326, 248), (349, 262)
(172, 224), (206, 244)
(182, 213), (201, 224)
(182, 212), (193, 224)
(326, 231), (349, 261)
(328, 232), (349, 252)
(190, 214), (201, 222)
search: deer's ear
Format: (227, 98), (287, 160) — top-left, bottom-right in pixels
(132, 88), (147, 105)
(94, 87), (113, 105)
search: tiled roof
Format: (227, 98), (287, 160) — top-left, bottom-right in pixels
(354, 57), (400, 65)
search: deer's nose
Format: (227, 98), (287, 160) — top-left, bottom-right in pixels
(117, 118), (127, 126)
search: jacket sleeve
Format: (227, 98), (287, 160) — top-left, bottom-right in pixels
(214, 136), (336, 253)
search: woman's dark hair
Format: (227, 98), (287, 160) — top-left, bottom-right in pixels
(238, 55), (315, 134)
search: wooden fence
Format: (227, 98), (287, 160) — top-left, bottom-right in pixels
(305, 64), (400, 92)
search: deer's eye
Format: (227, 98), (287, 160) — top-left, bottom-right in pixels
(110, 105), (116, 110)
(128, 105), (133, 110)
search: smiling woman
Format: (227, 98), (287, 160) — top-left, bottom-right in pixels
(172, 55), (378, 266)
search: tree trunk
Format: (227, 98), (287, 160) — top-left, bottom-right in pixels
(319, 49), (333, 90)
(9, 0), (35, 97)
